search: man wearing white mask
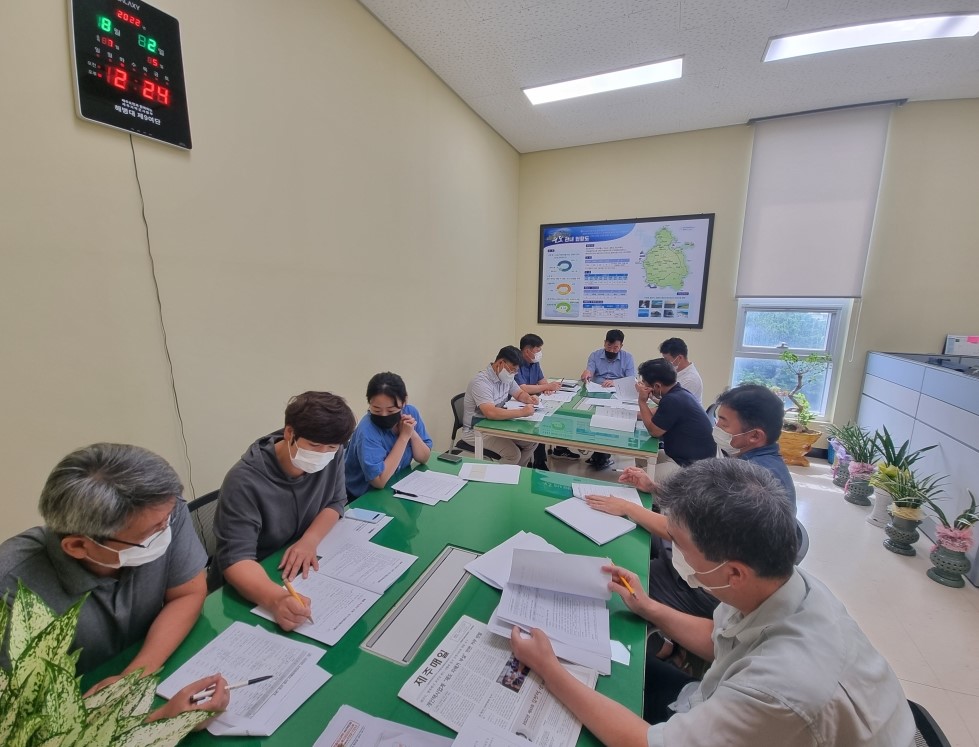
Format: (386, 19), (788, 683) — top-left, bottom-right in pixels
(457, 346), (539, 466)
(0, 443), (207, 690)
(213, 391), (356, 630)
(515, 334), (560, 469)
(512, 459), (914, 746)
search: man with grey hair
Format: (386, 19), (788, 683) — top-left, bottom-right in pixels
(510, 459), (914, 747)
(0, 443), (208, 693)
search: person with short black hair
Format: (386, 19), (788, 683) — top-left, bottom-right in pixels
(579, 330), (636, 468)
(511, 459), (914, 747)
(0, 443), (208, 690)
(456, 346), (539, 465)
(659, 337), (704, 405)
(637, 358), (715, 467)
(345, 372), (433, 500)
(516, 333), (560, 396)
(212, 391), (356, 630)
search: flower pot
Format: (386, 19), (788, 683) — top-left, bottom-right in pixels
(832, 455), (851, 489)
(884, 515), (921, 556)
(927, 544), (972, 588)
(843, 461), (875, 506)
(867, 489), (893, 528)
(778, 429), (820, 467)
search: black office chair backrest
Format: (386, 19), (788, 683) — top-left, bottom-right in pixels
(186, 490), (220, 566)
(795, 519), (809, 565)
(909, 700), (951, 747)
(450, 393), (465, 441)
(705, 401), (719, 425)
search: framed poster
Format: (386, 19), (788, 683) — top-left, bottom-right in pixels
(538, 214), (714, 329)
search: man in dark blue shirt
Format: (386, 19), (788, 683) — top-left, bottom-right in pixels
(515, 333), (560, 469)
(636, 359), (715, 467)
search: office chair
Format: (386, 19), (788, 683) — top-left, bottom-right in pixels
(795, 519), (809, 565)
(705, 401), (719, 425)
(909, 699), (952, 747)
(187, 490), (220, 569)
(449, 392), (502, 461)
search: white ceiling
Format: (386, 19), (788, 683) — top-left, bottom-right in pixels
(356, 0), (979, 153)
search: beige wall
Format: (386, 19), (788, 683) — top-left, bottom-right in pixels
(1, 0), (519, 533)
(517, 100), (979, 440)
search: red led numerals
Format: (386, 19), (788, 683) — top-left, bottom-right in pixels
(115, 9), (142, 27)
(100, 36), (115, 49)
(141, 80), (171, 105)
(107, 66), (128, 91)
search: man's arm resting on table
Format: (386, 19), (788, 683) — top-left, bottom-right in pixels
(122, 571), (206, 677)
(476, 401), (534, 420)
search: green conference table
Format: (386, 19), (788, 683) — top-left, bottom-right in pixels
(473, 387), (659, 475)
(84, 460), (652, 746)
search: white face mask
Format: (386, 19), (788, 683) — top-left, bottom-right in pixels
(712, 426), (741, 455)
(290, 441), (336, 473)
(671, 545), (730, 591)
(498, 367), (516, 386)
(533, 351), (543, 363)
(88, 525), (172, 569)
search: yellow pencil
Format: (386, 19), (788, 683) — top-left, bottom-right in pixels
(282, 577), (314, 623)
(618, 574), (638, 599)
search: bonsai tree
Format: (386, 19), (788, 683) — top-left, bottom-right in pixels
(776, 349), (830, 433)
(0, 582), (213, 746)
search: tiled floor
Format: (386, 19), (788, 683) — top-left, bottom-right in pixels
(545, 452), (979, 746)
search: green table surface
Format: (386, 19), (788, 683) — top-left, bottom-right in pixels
(84, 460), (652, 746)
(475, 409), (659, 456)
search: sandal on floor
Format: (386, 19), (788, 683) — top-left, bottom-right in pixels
(647, 630), (675, 660)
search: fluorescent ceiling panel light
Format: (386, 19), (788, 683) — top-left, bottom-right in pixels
(524, 58), (682, 105)
(764, 14), (979, 62)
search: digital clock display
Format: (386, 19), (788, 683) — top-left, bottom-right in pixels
(70, 0), (191, 149)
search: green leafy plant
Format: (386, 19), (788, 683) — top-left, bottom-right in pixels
(874, 426), (936, 470)
(0, 582), (210, 747)
(926, 491), (979, 530)
(841, 426), (877, 464)
(827, 422), (862, 456)
(869, 468), (946, 509)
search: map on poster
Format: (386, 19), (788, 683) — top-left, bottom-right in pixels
(538, 214), (714, 329)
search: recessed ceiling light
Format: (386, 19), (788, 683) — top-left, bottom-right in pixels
(523, 58), (683, 105)
(764, 13), (979, 62)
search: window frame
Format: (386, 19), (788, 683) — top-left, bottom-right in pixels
(731, 298), (852, 420)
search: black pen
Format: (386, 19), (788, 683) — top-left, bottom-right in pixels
(190, 675), (273, 703)
(393, 490), (419, 498)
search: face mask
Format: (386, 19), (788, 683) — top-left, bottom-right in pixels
(712, 426), (745, 456)
(604, 350), (618, 360)
(370, 411), (402, 430)
(533, 351), (543, 363)
(88, 525), (172, 569)
(290, 441), (336, 473)
(499, 368), (516, 386)
(671, 545), (730, 591)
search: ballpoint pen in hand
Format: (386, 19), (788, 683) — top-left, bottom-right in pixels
(190, 675), (273, 704)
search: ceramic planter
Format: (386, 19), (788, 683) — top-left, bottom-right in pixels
(867, 488), (893, 528)
(884, 515), (921, 556)
(778, 429), (820, 467)
(843, 462), (875, 506)
(927, 544), (972, 588)
(832, 454), (851, 489)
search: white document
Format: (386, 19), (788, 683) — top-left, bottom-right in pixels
(316, 515), (393, 554)
(464, 531), (561, 590)
(539, 390), (575, 403)
(157, 622), (330, 736)
(612, 377), (640, 403)
(577, 397), (639, 412)
(313, 704), (452, 747)
(546, 485), (642, 546)
(252, 541), (416, 645)
(488, 550), (612, 674)
(400, 616), (595, 747)
(458, 463), (521, 485)
(392, 470), (468, 502)
(589, 406), (637, 432)
(453, 712), (539, 747)
(584, 381), (611, 393)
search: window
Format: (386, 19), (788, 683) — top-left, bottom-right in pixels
(731, 298), (851, 418)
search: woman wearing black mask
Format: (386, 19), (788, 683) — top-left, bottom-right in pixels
(344, 372), (433, 500)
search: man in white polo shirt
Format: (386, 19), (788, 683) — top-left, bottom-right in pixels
(659, 337), (704, 405)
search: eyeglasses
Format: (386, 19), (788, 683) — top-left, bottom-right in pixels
(96, 509), (176, 548)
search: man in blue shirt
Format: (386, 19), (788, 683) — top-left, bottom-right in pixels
(580, 329), (636, 468)
(637, 359), (715, 467)
(515, 333), (560, 469)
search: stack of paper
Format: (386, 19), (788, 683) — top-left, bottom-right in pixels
(539, 389), (575, 403)
(391, 470), (467, 505)
(458, 462), (521, 485)
(584, 381), (611, 393)
(400, 616), (596, 747)
(503, 400), (546, 422)
(252, 540), (417, 645)
(546, 484), (642, 545)
(313, 705), (451, 747)
(157, 621), (330, 736)
(315, 513), (392, 552)
(487, 550), (612, 674)
(465, 531), (560, 589)
(589, 406), (637, 432)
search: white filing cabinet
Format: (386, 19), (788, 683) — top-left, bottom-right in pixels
(857, 352), (979, 586)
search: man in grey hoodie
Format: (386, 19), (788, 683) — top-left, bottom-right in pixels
(212, 391), (356, 630)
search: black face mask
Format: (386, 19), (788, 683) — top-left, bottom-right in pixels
(604, 350), (618, 360)
(370, 411), (402, 430)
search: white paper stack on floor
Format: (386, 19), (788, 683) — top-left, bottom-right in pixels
(487, 550), (612, 674)
(157, 621), (330, 736)
(589, 406), (637, 432)
(252, 540), (416, 645)
(546, 484), (642, 545)
(313, 704), (451, 747)
(465, 531), (560, 589)
(391, 469), (467, 504)
(400, 615), (596, 747)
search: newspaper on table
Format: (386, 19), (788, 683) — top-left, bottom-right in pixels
(157, 621), (330, 736)
(313, 704), (451, 747)
(399, 616), (596, 747)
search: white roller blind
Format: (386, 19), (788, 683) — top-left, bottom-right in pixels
(736, 105), (891, 298)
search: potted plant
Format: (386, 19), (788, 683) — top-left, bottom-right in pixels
(868, 468), (946, 556)
(0, 582), (213, 746)
(924, 491), (979, 588)
(866, 427), (937, 528)
(840, 427), (878, 506)
(775, 349), (831, 467)
(827, 422), (862, 489)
